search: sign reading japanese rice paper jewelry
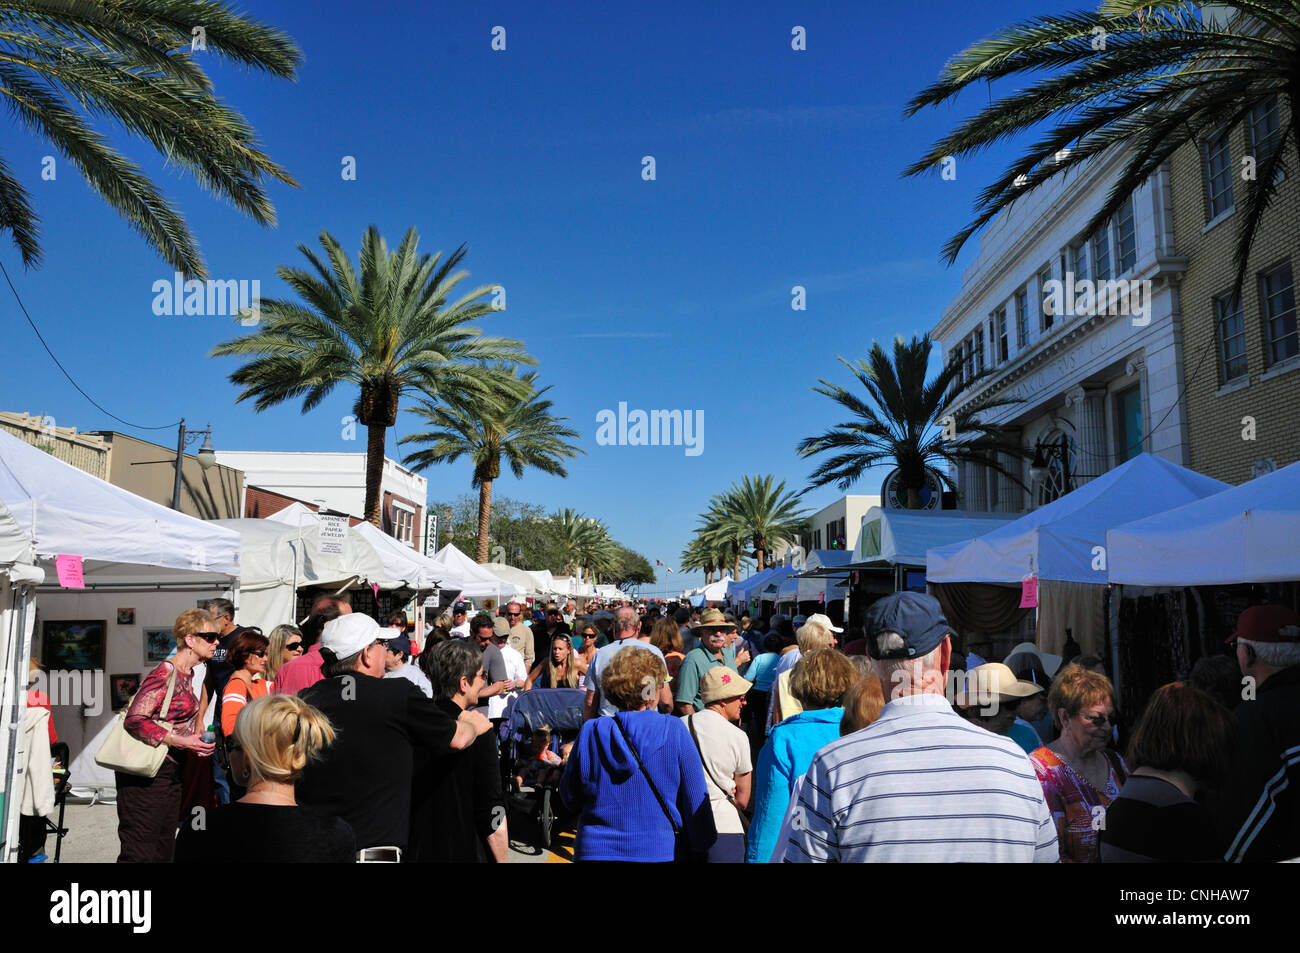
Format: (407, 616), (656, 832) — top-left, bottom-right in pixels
(318, 514), (347, 556)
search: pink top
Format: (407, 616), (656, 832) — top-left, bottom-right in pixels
(125, 661), (199, 748)
(1029, 746), (1128, 863)
(272, 643), (324, 696)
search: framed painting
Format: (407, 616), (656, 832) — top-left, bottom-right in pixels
(41, 620), (106, 672)
(143, 627), (174, 664)
(110, 673), (142, 711)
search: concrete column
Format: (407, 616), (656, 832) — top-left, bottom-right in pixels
(999, 427), (1024, 512)
(970, 460), (988, 512)
(1066, 384), (1109, 484)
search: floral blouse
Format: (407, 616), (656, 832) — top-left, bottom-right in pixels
(125, 661), (199, 749)
(1030, 746), (1128, 863)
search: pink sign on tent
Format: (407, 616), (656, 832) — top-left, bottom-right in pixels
(1019, 575), (1038, 609)
(371, 582), (380, 600)
(56, 554), (85, 589)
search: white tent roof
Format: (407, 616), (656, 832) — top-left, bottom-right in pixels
(0, 428), (239, 584)
(431, 544), (524, 599)
(263, 504), (434, 590)
(927, 454), (1230, 584)
(857, 507), (1016, 567)
(481, 562), (548, 595)
(1107, 460), (1300, 586)
(777, 550), (854, 601)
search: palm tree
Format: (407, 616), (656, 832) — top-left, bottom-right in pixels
(211, 226), (532, 526)
(1, 0), (301, 276)
(904, 1), (1298, 297)
(400, 368), (583, 563)
(797, 334), (1027, 509)
(720, 475), (809, 572)
(696, 492), (753, 580)
(552, 508), (610, 581)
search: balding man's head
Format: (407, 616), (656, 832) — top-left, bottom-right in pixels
(615, 607), (641, 639)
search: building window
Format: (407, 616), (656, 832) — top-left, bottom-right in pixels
(392, 506), (414, 544)
(1037, 435), (1075, 506)
(1204, 128), (1234, 220)
(1014, 288), (1028, 350)
(958, 339), (971, 387)
(1091, 225), (1112, 282)
(1114, 385), (1143, 463)
(1260, 263), (1298, 365)
(814, 529), (822, 550)
(1039, 265), (1055, 332)
(1115, 196), (1137, 273)
(994, 307), (1009, 363)
(1215, 292), (1248, 382)
(1248, 95), (1282, 168)
(1070, 238), (1090, 286)
(972, 327), (985, 376)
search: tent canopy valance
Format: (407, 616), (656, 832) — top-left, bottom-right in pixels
(1107, 460), (1300, 586)
(927, 454), (1229, 585)
(856, 507), (1015, 568)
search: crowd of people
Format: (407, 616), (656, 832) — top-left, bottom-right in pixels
(104, 590), (1300, 864)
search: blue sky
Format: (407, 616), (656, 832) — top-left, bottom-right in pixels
(4, 0), (1070, 594)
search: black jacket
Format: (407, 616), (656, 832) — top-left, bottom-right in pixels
(298, 673), (458, 853)
(1220, 664), (1300, 862)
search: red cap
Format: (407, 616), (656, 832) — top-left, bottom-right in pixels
(1228, 605), (1300, 644)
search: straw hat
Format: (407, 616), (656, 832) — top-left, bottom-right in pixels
(695, 608), (735, 630)
(953, 662), (1044, 707)
(699, 667), (753, 705)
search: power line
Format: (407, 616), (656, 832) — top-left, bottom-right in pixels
(1, 257), (178, 432)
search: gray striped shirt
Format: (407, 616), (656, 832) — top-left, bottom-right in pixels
(783, 693), (1058, 863)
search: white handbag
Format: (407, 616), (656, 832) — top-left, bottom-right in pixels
(95, 665), (178, 778)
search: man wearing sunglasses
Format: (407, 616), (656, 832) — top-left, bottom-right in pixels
(504, 602), (535, 671)
(297, 613), (492, 862)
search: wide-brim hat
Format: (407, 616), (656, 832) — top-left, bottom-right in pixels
(699, 667), (753, 705)
(954, 662), (1045, 707)
(1004, 641), (1064, 678)
(695, 608), (735, 630)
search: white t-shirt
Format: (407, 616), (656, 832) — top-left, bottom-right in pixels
(681, 708), (753, 834)
(450, 622), (470, 639)
(489, 643), (528, 720)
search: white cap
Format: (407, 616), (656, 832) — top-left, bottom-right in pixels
(806, 612), (844, 634)
(321, 613), (383, 658)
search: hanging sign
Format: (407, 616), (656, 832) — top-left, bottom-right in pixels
(56, 554), (85, 589)
(1019, 575), (1039, 608)
(318, 514), (347, 557)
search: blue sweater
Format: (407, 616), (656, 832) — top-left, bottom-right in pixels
(746, 707), (844, 863)
(560, 710), (716, 862)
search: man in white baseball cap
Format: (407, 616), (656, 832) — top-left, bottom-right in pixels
(297, 613), (492, 861)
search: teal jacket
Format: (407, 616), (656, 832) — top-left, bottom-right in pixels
(746, 707), (844, 863)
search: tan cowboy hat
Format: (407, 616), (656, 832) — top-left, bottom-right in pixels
(695, 608), (735, 630)
(953, 662), (1044, 707)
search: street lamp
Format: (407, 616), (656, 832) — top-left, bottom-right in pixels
(172, 419), (216, 510)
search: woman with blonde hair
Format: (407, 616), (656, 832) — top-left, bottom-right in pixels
(525, 633), (582, 689)
(1029, 664), (1129, 863)
(113, 608), (217, 863)
(175, 694), (355, 863)
(265, 624), (304, 687)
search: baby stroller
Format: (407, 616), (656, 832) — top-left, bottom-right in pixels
(502, 688), (586, 849)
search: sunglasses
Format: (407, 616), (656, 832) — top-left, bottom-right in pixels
(195, 633), (219, 644)
(1079, 711), (1117, 728)
(285, 641), (303, 652)
(506, 612), (521, 618)
(248, 649), (267, 658)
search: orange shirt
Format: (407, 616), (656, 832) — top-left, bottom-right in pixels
(221, 675), (269, 737)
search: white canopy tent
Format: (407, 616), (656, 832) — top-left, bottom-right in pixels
(725, 566), (783, 608)
(482, 563), (551, 597)
(856, 508), (1016, 567)
(431, 544), (524, 602)
(0, 429), (242, 839)
(776, 550), (854, 603)
(1107, 460), (1300, 586)
(927, 455), (1229, 585)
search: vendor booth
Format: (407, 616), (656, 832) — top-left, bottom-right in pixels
(0, 429), (242, 844)
(1103, 460), (1300, 717)
(430, 544), (525, 608)
(774, 550), (853, 620)
(725, 566), (784, 614)
(926, 453), (1228, 667)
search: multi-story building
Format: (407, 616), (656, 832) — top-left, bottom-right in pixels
(777, 493), (880, 559)
(216, 450), (428, 549)
(933, 146), (1190, 511)
(1169, 92), (1300, 483)
(0, 413), (243, 519)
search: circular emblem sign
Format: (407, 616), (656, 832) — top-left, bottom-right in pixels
(880, 467), (943, 510)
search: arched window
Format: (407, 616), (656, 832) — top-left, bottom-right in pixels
(1036, 432), (1075, 506)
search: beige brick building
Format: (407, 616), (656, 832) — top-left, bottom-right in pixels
(1170, 93), (1300, 484)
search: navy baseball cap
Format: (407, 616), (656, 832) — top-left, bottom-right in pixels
(387, 635), (412, 656)
(865, 592), (954, 660)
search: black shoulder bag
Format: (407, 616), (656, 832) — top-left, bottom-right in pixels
(613, 715), (701, 863)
